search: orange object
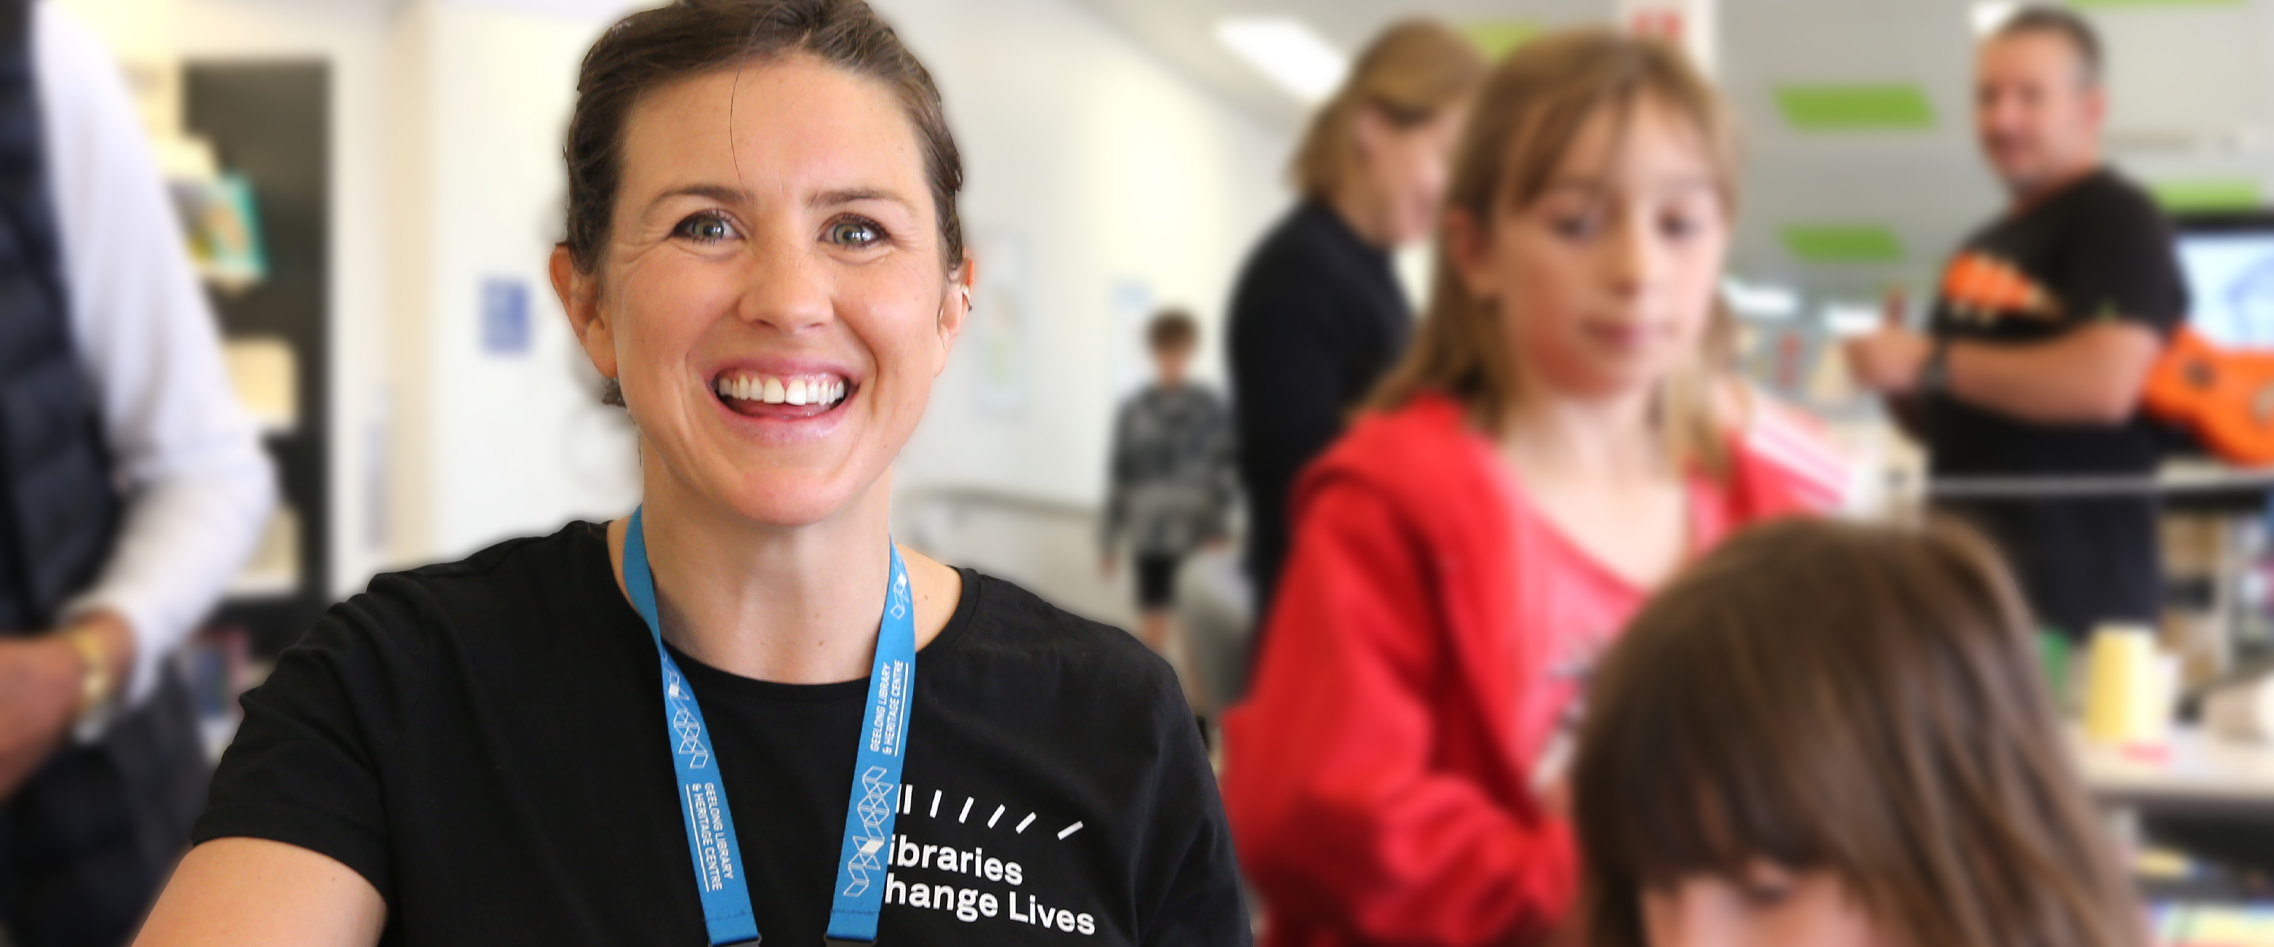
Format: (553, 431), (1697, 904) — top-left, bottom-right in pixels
(2143, 326), (2274, 465)
(1942, 253), (2057, 319)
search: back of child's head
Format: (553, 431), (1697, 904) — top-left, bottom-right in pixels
(1370, 29), (1740, 472)
(1572, 517), (2140, 947)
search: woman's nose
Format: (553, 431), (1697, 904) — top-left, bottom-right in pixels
(737, 236), (832, 333)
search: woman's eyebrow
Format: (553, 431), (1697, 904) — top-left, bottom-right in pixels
(646, 183), (750, 211)
(811, 187), (913, 211)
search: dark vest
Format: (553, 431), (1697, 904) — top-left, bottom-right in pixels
(0, 0), (119, 633)
(0, 8), (205, 947)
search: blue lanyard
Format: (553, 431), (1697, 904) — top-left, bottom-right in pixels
(623, 507), (918, 946)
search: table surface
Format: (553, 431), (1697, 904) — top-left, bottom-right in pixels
(2077, 728), (2274, 811)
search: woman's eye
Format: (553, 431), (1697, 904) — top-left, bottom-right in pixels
(1660, 213), (1701, 240)
(828, 218), (885, 248)
(673, 213), (738, 244)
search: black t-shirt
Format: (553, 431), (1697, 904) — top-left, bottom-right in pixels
(194, 522), (1249, 946)
(1227, 200), (1410, 629)
(1925, 167), (2190, 634)
(1927, 167), (2188, 477)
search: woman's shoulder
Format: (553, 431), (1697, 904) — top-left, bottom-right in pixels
(1232, 203), (1365, 297)
(1302, 394), (1492, 496)
(365, 520), (606, 605)
(319, 521), (618, 654)
(1288, 394), (1511, 547)
(942, 570), (1182, 706)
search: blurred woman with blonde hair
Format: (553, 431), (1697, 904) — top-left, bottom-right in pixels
(1226, 20), (1486, 647)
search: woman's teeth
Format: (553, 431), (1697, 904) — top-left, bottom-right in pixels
(715, 373), (849, 407)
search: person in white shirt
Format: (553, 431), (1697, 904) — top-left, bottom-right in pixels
(0, 3), (274, 945)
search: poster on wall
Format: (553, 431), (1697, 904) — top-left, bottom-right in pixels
(971, 233), (1031, 417)
(1109, 279), (1155, 399)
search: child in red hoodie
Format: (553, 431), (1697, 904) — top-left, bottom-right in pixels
(1221, 30), (1847, 947)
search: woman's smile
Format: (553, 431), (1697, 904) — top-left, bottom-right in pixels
(711, 362), (857, 419)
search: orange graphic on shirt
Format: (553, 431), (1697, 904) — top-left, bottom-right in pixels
(1941, 252), (2060, 323)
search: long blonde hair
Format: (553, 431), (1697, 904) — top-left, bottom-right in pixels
(1290, 20), (1487, 199)
(1369, 30), (1740, 477)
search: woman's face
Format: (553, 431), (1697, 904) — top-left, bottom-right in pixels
(1355, 101), (1469, 247)
(1644, 864), (1899, 947)
(557, 56), (968, 527)
(1452, 97), (1728, 403)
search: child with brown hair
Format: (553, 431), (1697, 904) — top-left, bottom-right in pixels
(1221, 28), (1845, 947)
(1574, 517), (2141, 947)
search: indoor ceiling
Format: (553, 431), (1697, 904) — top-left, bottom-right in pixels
(1066, 0), (2274, 307)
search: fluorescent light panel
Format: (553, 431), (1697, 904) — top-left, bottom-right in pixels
(1723, 277), (1800, 319)
(1971, 1), (2020, 36)
(1216, 17), (1349, 105)
(1823, 303), (1883, 337)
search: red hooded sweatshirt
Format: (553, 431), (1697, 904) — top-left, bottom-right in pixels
(1222, 393), (1844, 947)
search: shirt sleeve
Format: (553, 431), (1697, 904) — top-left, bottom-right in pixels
(2054, 182), (2190, 335)
(1222, 479), (1577, 946)
(1132, 649), (1251, 947)
(1101, 400), (1133, 555)
(35, 2), (279, 707)
(193, 580), (434, 905)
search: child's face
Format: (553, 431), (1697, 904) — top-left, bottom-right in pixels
(1643, 864), (1898, 947)
(1152, 343), (1192, 386)
(1453, 97), (1728, 403)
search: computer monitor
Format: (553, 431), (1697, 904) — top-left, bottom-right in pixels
(2175, 213), (2274, 348)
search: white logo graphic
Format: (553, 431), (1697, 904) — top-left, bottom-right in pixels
(842, 765), (896, 897)
(666, 671), (709, 769)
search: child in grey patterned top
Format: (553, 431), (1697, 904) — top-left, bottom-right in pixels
(1101, 309), (1238, 722)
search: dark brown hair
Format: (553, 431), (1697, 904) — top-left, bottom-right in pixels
(562, 0), (965, 276)
(1291, 20), (1486, 199)
(1147, 308), (1198, 353)
(1992, 5), (2105, 86)
(1573, 518), (2141, 947)
(1367, 30), (1738, 476)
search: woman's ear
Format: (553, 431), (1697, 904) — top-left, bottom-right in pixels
(552, 244), (618, 384)
(1442, 206), (1497, 301)
(933, 257), (974, 376)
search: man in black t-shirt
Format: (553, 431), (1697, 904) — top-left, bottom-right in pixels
(1845, 6), (2188, 639)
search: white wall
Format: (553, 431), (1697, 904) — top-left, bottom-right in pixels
(391, 0), (643, 564)
(875, 0), (1292, 508)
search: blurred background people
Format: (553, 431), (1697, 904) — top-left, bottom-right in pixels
(0, 2), (274, 945)
(1222, 32), (1843, 947)
(1100, 308), (1236, 728)
(1226, 19), (1483, 650)
(1843, 5), (2185, 642)
(1575, 518), (2141, 947)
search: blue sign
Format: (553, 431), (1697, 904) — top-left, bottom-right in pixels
(481, 277), (530, 355)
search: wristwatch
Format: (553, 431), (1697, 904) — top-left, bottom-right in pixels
(1917, 337), (1954, 396)
(62, 624), (118, 734)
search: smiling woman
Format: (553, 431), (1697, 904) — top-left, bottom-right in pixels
(128, 3), (1248, 946)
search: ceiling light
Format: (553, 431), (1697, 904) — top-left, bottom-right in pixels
(1216, 18), (1349, 105)
(1723, 277), (1800, 319)
(1971, 1), (2019, 37)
